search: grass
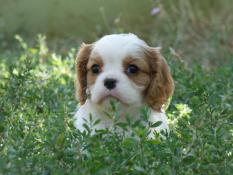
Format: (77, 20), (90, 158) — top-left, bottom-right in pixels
(0, 0), (233, 174)
(0, 34), (232, 175)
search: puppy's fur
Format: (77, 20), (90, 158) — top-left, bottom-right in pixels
(74, 34), (174, 137)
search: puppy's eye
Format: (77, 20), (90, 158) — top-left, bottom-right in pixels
(91, 64), (100, 74)
(127, 64), (139, 74)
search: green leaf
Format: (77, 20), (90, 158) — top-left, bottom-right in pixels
(122, 137), (138, 148)
(55, 133), (65, 148)
(150, 121), (162, 128)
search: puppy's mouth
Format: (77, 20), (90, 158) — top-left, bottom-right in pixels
(98, 91), (126, 104)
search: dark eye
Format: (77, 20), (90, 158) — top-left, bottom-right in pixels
(91, 64), (100, 74)
(127, 64), (139, 74)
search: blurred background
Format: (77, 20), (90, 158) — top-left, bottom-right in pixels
(0, 0), (232, 67)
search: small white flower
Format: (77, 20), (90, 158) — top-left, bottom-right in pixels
(151, 7), (160, 16)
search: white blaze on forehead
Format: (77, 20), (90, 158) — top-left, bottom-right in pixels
(91, 34), (148, 66)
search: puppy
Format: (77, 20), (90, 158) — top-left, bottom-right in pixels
(74, 33), (174, 138)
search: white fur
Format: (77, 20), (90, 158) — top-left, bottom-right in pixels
(74, 33), (169, 138)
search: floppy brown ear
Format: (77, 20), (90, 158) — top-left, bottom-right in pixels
(144, 47), (174, 112)
(75, 43), (93, 105)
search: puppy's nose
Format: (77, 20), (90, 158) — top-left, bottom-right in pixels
(104, 78), (117, 90)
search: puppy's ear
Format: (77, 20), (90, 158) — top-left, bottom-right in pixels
(144, 47), (174, 112)
(75, 43), (93, 105)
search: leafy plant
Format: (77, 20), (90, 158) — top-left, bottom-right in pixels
(0, 34), (232, 175)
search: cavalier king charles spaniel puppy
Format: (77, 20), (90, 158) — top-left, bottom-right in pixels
(74, 33), (174, 138)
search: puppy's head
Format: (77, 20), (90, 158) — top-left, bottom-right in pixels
(76, 34), (174, 111)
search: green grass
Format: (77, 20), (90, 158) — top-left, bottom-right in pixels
(0, 0), (233, 174)
(0, 34), (232, 175)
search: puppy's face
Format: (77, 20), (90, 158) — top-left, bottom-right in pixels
(86, 44), (150, 107)
(76, 34), (174, 111)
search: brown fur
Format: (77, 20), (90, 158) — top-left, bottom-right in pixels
(75, 43), (93, 105)
(87, 56), (103, 86)
(123, 56), (150, 87)
(144, 47), (174, 112)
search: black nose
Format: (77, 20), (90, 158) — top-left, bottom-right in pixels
(104, 78), (117, 90)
